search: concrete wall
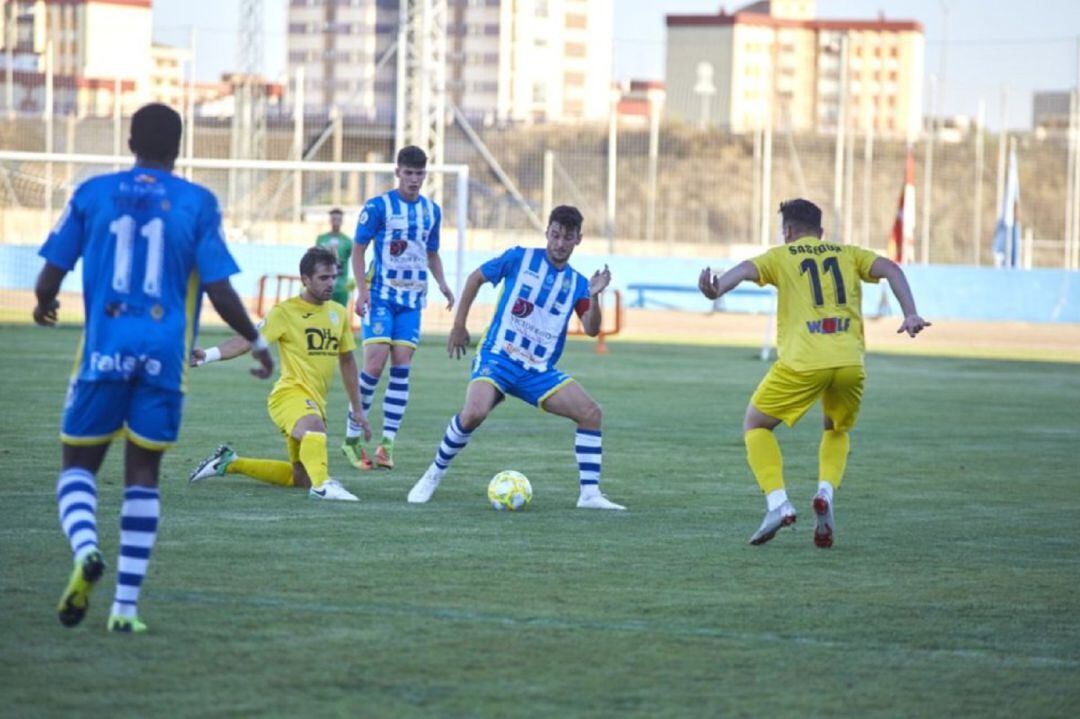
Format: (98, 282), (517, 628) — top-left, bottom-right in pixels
(4, 243), (1078, 324)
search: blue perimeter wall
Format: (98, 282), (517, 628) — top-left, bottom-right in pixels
(3, 244), (1078, 324)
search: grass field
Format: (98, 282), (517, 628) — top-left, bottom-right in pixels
(1, 323), (1079, 718)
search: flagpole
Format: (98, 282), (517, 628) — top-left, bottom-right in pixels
(973, 99), (985, 266)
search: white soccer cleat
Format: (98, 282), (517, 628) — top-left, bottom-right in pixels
(749, 500), (797, 545)
(407, 467), (442, 504)
(189, 444), (235, 483)
(308, 478), (359, 502)
(576, 493), (626, 511)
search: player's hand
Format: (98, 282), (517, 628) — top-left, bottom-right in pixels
(190, 347), (206, 367)
(588, 265), (611, 296)
(439, 282), (455, 311)
(897, 314), (931, 338)
(354, 289), (369, 318)
(32, 299), (60, 327)
(348, 409), (372, 442)
(448, 325), (470, 360)
(250, 346), (274, 379)
(698, 267), (721, 300)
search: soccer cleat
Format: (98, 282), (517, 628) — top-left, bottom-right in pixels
(107, 614), (148, 633)
(374, 439), (394, 469)
(407, 466), (441, 504)
(308, 478), (359, 502)
(57, 550), (106, 628)
(749, 500), (797, 545)
(341, 440), (373, 471)
(189, 444), (235, 483)
(576, 493), (627, 511)
(812, 492), (835, 549)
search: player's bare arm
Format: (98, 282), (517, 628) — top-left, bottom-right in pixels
(190, 334), (256, 365)
(204, 279), (274, 377)
(427, 250), (455, 310)
(448, 268), (486, 359)
(32, 262), (66, 327)
(580, 265), (611, 337)
(351, 242), (369, 317)
(698, 261), (760, 300)
(869, 257), (931, 337)
(339, 351), (372, 441)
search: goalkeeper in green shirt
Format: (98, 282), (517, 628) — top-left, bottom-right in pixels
(314, 208), (354, 306)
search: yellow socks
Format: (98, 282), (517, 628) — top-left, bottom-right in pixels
(299, 432), (330, 489)
(818, 430), (850, 489)
(744, 428), (784, 494)
(227, 457), (294, 487)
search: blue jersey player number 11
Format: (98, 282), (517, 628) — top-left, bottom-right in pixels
(33, 103), (273, 634)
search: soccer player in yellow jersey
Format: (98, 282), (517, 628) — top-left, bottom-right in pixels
(699, 199), (930, 547)
(187, 246), (372, 501)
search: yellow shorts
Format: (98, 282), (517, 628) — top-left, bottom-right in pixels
(268, 389), (324, 463)
(750, 362), (866, 431)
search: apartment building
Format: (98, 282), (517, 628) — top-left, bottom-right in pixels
(286, 0), (613, 124)
(665, 0), (924, 139)
(1, 0), (152, 115)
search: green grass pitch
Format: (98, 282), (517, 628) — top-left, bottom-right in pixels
(1, 323), (1078, 717)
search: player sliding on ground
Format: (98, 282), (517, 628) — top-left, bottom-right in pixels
(189, 246), (372, 501)
(699, 198), (930, 547)
(34, 103), (274, 633)
(407, 205), (625, 510)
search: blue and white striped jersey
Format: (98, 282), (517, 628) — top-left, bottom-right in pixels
(354, 189), (441, 309)
(39, 165), (239, 393)
(477, 246), (592, 372)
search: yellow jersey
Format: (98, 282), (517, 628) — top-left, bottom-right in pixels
(259, 296), (356, 415)
(750, 236), (880, 371)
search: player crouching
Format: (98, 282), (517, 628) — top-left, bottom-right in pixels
(189, 246), (371, 501)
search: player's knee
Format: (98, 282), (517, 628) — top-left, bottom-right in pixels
(579, 400), (602, 428)
(459, 406), (489, 431)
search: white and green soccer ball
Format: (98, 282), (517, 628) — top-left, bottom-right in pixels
(487, 470), (532, 511)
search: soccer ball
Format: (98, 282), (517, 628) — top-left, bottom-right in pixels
(487, 470), (532, 511)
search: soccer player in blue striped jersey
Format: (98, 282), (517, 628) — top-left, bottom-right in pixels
(33, 103), (273, 633)
(342, 145), (454, 471)
(407, 205), (625, 510)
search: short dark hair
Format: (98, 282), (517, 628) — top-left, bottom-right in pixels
(548, 205), (584, 235)
(397, 145), (427, 168)
(300, 246), (339, 278)
(129, 103), (182, 164)
(779, 199), (823, 233)
(329, 207), (343, 216)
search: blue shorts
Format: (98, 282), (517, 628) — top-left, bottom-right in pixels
(470, 351), (574, 408)
(363, 298), (421, 348)
(61, 379), (184, 451)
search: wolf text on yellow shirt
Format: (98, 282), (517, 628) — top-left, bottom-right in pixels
(750, 237), (880, 371)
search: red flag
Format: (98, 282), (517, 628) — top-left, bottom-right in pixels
(888, 149), (916, 263)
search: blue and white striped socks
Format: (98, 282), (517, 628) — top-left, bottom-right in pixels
(432, 414), (473, 477)
(382, 365), (411, 441)
(576, 429), (602, 497)
(57, 468), (99, 562)
(111, 486), (160, 619)
(346, 371), (379, 439)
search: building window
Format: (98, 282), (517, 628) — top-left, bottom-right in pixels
(566, 13), (586, 29)
(565, 42), (586, 58)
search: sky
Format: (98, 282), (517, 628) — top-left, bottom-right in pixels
(153, 0), (1080, 131)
